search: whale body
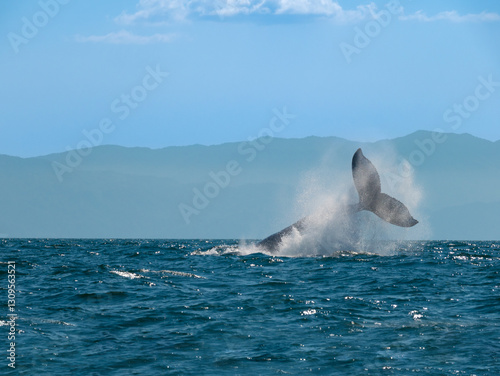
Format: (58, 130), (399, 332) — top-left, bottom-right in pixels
(257, 148), (418, 253)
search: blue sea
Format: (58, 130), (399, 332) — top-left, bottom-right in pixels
(1, 239), (499, 375)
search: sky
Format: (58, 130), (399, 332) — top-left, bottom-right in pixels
(1, 0), (500, 158)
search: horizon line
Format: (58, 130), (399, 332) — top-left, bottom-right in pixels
(2, 130), (498, 159)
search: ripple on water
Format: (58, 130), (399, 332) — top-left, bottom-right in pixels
(2, 239), (499, 375)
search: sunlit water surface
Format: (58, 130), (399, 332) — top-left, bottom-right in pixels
(1, 239), (499, 375)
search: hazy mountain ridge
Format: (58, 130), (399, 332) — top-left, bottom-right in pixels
(1, 131), (499, 239)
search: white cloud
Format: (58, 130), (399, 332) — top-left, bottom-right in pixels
(115, 0), (191, 25)
(211, 0), (268, 17)
(400, 10), (500, 23)
(114, 0), (500, 25)
(275, 0), (377, 23)
(75, 30), (177, 44)
(115, 0), (378, 24)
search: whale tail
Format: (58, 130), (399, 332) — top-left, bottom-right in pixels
(352, 148), (418, 227)
(257, 148), (418, 253)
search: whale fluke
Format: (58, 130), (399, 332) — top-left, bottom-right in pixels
(352, 148), (418, 227)
(257, 148), (418, 253)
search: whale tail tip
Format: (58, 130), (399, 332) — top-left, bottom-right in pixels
(352, 148), (418, 228)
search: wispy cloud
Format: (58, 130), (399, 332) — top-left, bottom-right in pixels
(115, 0), (378, 24)
(114, 1), (500, 25)
(275, 0), (376, 23)
(115, 0), (191, 25)
(400, 10), (500, 23)
(75, 30), (177, 44)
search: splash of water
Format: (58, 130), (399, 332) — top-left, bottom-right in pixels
(238, 147), (427, 257)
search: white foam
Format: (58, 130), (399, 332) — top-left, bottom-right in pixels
(110, 270), (144, 279)
(301, 309), (317, 316)
(140, 269), (205, 279)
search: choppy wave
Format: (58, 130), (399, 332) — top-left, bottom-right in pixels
(1, 239), (499, 375)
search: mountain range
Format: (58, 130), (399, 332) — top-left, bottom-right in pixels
(1, 131), (499, 240)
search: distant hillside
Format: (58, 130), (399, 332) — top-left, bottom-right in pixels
(1, 131), (499, 240)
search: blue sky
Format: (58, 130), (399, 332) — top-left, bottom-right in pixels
(1, 0), (500, 157)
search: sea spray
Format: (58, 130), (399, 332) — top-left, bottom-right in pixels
(251, 147), (426, 256)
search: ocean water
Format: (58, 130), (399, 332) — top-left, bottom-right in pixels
(1, 239), (499, 375)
